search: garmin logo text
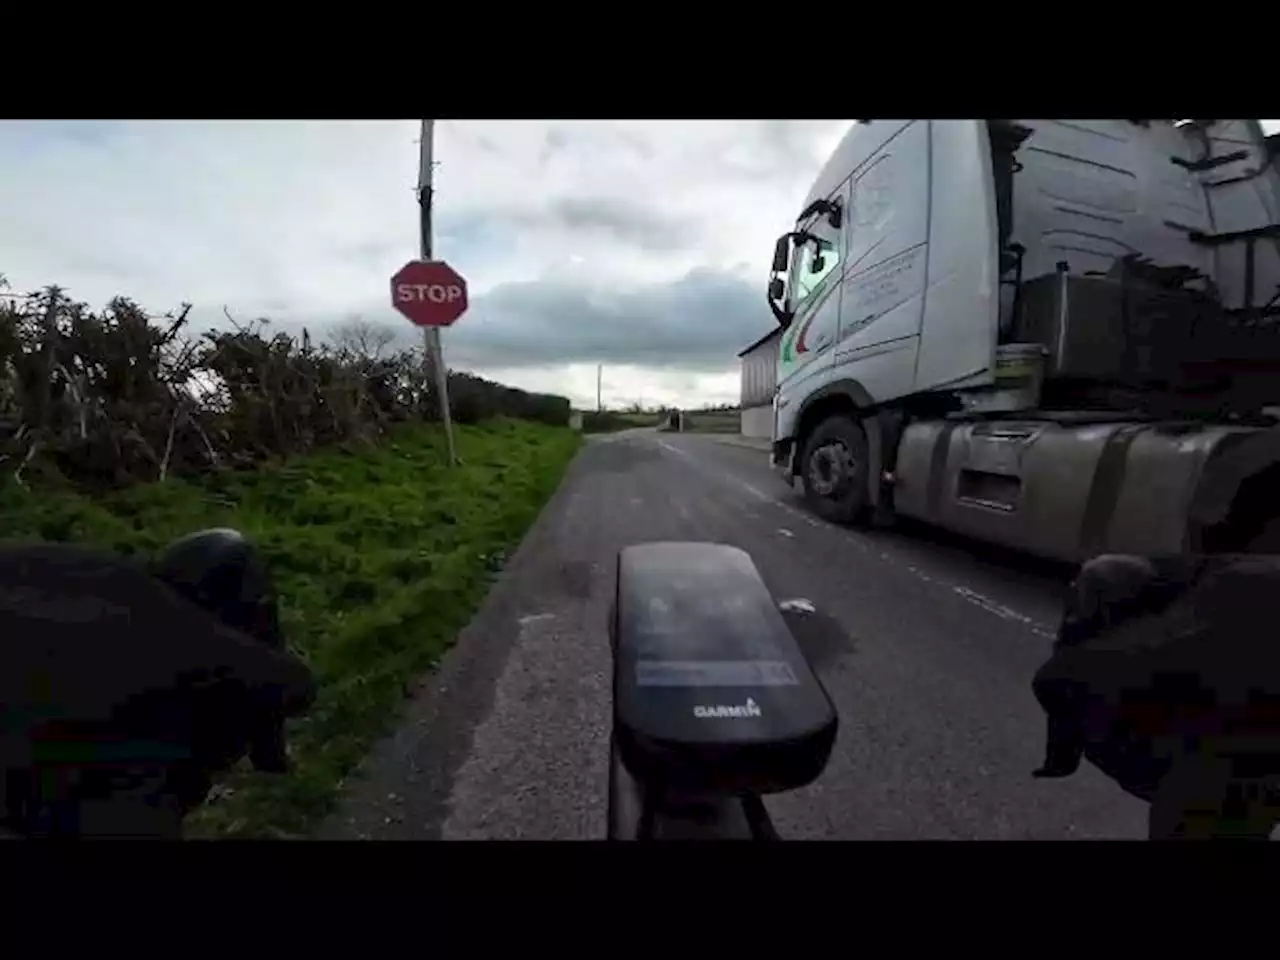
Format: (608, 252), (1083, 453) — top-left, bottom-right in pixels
(693, 698), (762, 719)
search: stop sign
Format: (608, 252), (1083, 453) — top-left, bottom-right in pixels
(390, 259), (469, 328)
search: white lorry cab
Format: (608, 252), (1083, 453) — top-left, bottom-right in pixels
(766, 119), (1280, 563)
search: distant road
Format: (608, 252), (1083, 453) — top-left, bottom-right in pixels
(321, 429), (1147, 840)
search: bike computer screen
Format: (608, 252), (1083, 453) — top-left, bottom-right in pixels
(612, 542), (837, 796)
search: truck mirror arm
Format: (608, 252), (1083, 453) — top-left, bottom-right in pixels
(768, 294), (792, 328)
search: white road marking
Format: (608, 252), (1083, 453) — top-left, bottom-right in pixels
(949, 586), (1055, 638)
(651, 432), (1057, 639)
(517, 613), (556, 626)
(775, 500), (824, 529)
(779, 598), (816, 613)
(949, 586), (1034, 624)
(778, 528), (794, 538)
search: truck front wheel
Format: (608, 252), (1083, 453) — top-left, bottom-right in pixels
(799, 414), (869, 525)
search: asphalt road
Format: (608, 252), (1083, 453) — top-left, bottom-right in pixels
(320, 429), (1148, 840)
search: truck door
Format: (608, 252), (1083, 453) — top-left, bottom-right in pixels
(912, 119), (1000, 395)
(777, 195), (845, 395)
(834, 119), (930, 402)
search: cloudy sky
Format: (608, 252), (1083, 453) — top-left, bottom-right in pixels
(2, 120), (1278, 410)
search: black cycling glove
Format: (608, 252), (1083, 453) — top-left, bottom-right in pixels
(1032, 552), (1280, 836)
(0, 540), (315, 838)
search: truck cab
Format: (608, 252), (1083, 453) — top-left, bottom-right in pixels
(769, 120), (1001, 440)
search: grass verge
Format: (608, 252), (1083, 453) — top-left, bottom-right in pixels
(681, 411), (741, 433)
(0, 418), (582, 838)
(578, 411), (664, 434)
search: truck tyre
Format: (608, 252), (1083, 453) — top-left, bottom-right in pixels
(799, 414), (870, 525)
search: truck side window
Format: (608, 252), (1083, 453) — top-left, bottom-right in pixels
(789, 235), (840, 311)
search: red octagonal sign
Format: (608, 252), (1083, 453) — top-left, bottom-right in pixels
(390, 259), (469, 328)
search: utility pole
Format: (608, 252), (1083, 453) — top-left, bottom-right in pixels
(417, 119), (458, 466)
(597, 363), (603, 413)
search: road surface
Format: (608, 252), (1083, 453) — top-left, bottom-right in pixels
(320, 429), (1148, 840)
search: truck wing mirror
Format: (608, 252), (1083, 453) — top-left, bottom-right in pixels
(767, 278), (791, 327)
(772, 235), (790, 273)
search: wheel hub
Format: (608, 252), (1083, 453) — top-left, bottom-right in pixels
(808, 440), (856, 497)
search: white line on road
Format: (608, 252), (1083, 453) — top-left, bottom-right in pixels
(776, 506), (1053, 634)
(653, 434), (1056, 639)
(517, 613), (556, 626)
(949, 586), (1054, 638)
(905, 564), (935, 584)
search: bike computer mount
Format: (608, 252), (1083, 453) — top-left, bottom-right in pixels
(608, 541), (838, 839)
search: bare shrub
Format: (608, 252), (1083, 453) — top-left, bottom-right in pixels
(0, 281), (570, 491)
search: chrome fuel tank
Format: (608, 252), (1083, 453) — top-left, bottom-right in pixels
(893, 416), (1262, 564)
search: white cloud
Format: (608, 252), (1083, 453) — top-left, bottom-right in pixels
(482, 363), (741, 412)
(2, 119), (1277, 409)
(0, 119), (849, 407)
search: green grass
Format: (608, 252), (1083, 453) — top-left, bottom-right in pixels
(580, 411), (633, 434)
(615, 412), (662, 427)
(682, 411), (741, 434)
(0, 418), (582, 839)
(575, 410), (665, 434)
